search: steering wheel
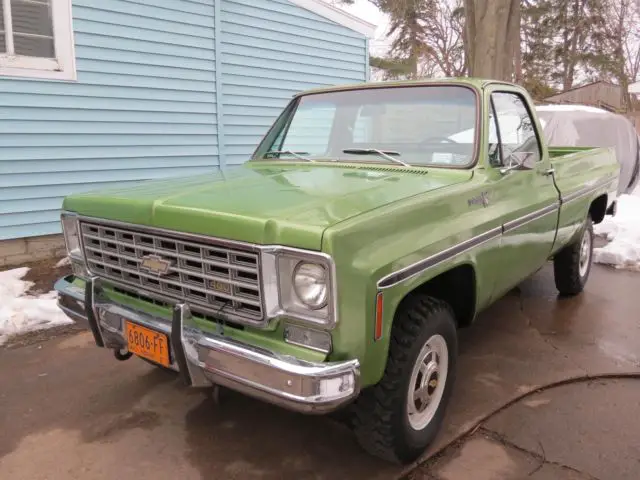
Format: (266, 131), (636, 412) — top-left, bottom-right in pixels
(418, 135), (458, 146)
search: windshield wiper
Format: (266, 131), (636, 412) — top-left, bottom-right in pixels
(342, 148), (409, 167)
(265, 150), (315, 162)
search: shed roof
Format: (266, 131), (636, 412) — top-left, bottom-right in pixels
(290, 0), (377, 38)
(536, 104), (611, 114)
(544, 80), (621, 100)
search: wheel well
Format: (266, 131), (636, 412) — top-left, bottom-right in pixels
(402, 264), (476, 328)
(589, 194), (607, 224)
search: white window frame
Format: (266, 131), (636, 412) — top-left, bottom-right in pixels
(1, 0), (76, 80)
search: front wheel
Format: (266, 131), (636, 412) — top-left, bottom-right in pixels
(553, 215), (594, 296)
(351, 295), (458, 464)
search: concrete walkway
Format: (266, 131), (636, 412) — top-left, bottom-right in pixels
(414, 378), (640, 479)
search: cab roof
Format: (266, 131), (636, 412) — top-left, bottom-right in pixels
(292, 77), (519, 98)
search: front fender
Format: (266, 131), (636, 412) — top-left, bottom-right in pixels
(321, 180), (502, 387)
(365, 255), (481, 385)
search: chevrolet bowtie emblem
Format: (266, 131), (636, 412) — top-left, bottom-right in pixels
(140, 254), (172, 275)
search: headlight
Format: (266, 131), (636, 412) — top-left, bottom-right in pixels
(293, 262), (328, 309)
(61, 213), (83, 260)
(261, 249), (336, 329)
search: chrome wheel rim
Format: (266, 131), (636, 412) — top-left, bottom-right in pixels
(407, 334), (449, 431)
(579, 228), (592, 278)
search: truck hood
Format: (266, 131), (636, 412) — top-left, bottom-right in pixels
(63, 163), (472, 250)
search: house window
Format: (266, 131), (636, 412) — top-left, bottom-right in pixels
(0, 0), (76, 80)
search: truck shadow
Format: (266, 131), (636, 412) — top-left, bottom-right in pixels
(183, 389), (397, 480)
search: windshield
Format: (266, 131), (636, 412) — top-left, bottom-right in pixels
(256, 85), (478, 167)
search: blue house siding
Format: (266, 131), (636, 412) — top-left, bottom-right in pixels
(0, 0), (218, 240)
(0, 0), (370, 241)
(219, 0), (368, 165)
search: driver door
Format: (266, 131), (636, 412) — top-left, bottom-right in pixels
(488, 89), (560, 298)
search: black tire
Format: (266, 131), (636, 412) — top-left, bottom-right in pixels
(351, 295), (458, 464)
(553, 215), (594, 296)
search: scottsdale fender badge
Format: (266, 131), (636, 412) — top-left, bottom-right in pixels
(468, 191), (490, 208)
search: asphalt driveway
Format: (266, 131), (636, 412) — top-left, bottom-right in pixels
(1, 263), (639, 479)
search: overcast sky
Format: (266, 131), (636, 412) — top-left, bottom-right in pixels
(333, 0), (391, 56)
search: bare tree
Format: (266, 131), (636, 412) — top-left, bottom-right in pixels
(602, 0), (640, 109)
(350, 0), (466, 80)
(463, 0), (521, 81)
(377, 0), (438, 78)
(423, 0), (466, 76)
(550, 0), (612, 91)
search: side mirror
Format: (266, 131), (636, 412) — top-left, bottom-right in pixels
(500, 151), (536, 174)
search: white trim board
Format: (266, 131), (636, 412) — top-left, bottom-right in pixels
(289, 0), (377, 38)
(0, 0), (77, 81)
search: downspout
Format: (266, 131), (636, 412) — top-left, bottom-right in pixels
(214, 0), (226, 172)
(365, 37), (370, 82)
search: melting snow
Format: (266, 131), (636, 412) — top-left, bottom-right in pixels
(55, 257), (71, 268)
(536, 104), (610, 114)
(593, 188), (640, 271)
(0, 267), (72, 346)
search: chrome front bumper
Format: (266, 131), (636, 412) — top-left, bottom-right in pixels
(55, 275), (360, 414)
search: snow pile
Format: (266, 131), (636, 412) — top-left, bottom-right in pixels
(0, 268), (72, 345)
(593, 192), (640, 270)
(55, 257), (71, 268)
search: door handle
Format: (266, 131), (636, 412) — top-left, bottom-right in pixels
(542, 168), (555, 176)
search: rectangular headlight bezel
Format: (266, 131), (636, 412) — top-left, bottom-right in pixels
(260, 247), (338, 329)
(60, 211), (84, 261)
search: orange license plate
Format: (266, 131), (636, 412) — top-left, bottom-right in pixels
(125, 321), (170, 367)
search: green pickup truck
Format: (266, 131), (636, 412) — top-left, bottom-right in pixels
(55, 78), (619, 464)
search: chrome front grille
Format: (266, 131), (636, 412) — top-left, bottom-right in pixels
(80, 220), (264, 324)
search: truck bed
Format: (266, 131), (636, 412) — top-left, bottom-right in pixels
(548, 146), (598, 158)
(549, 145), (619, 255)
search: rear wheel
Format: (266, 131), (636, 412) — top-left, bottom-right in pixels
(352, 295), (457, 464)
(553, 215), (594, 295)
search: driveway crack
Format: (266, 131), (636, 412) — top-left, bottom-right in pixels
(514, 287), (560, 352)
(479, 427), (601, 479)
